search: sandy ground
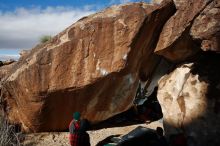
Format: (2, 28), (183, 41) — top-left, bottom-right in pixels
(23, 120), (162, 146)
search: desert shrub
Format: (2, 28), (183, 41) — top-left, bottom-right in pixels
(0, 61), (3, 67)
(0, 117), (21, 146)
(40, 35), (52, 43)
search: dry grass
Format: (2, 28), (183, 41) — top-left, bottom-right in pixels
(0, 92), (21, 146)
(0, 117), (21, 146)
(0, 85), (22, 146)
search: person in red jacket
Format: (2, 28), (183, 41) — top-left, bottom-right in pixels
(69, 112), (90, 146)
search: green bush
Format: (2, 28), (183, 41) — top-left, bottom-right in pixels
(40, 35), (52, 43)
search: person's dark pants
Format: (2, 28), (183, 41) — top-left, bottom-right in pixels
(69, 132), (90, 146)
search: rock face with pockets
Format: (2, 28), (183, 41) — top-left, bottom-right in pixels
(1, 2), (175, 132)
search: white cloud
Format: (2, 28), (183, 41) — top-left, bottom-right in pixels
(0, 54), (20, 61)
(0, 6), (95, 50)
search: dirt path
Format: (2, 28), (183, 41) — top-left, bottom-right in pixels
(23, 120), (163, 146)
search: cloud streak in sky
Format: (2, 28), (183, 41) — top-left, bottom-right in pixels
(0, 54), (20, 61)
(0, 6), (95, 50)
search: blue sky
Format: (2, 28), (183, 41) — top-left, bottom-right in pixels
(0, 0), (151, 11)
(0, 0), (151, 60)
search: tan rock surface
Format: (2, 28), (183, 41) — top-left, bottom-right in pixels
(155, 0), (212, 61)
(157, 52), (220, 146)
(19, 50), (31, 59)
(152, 0), (164, 4)
(1, 2), (175, 132)
(191, 0), (220, 52)
(158, 63), (208, 128)
(0, 63), (16, 81)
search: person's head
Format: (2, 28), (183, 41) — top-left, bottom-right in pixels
(73, 112), (81, 121)
(156, 127), (164, 137)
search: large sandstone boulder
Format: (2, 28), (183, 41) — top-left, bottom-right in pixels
(1, 2), (175, 132)
(155, 0), (213, 62)
(157, 52), (220, 146)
